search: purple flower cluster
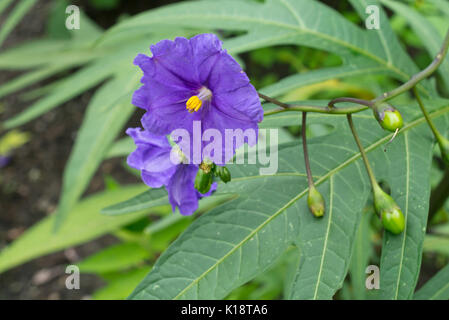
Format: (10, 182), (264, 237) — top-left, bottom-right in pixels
(127, 33), (262, 215)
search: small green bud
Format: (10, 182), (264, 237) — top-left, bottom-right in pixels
(307, 186), (325, 218)
(216, 166), (231, 183)
(438, 137), (449, 166)
(199, 161), (213, 174)
(373, 103), (404, 132)
(373, 185), (405, 235)
(194, 168), (213, 194)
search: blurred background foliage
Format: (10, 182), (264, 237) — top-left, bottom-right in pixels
(0, 0), (448, 299)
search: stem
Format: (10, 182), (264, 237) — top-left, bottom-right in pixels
(262, 103), (368, 117)
(347, 114), (380, 192)
(258, 92), (290, 109)
(260, 28), (449, 117)
(328, 97), (374, 109)
(374, 28), (449, 103)
(302, 112), (314, 187)
(413, 86), (444, 141)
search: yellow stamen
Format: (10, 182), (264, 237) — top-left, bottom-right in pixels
(186, 96), (202, 113)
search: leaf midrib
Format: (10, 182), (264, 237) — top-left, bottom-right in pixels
(393, 131), (410, 299)
(313, 176), (334, 299)
(167, 105), (449, 300)
(117, 4), (421, 92)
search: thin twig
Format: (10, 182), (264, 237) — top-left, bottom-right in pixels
(302, 112), (314, 187)
(347, 114), (379, 191)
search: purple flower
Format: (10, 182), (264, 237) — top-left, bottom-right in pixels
(0, 155), (10, 168)
(126, 127), (216, 215)
(132, 33), (263, 164)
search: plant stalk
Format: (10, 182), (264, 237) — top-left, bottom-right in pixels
(302, 112), (314, 187)
(346, 114), (380, 192)
(413, 86), (444, 141)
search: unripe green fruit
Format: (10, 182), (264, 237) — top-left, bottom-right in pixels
(216, 166), (231, 183)
(438, 137), (449, 166)
(373, 103), (404, 132)
(373, 185), (405, 235)
(194, 168), (213, 194)
(381, 207), (405, 235)
(307, 186), (325, 218)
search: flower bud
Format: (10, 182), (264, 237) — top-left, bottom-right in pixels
(373, 185), (405, 234)
(194, 168), (213, 194)
(199, 161), (213, 174)
(438, 137), (449, 166)
(216, 166), (231, 183)
(373, 103), (404, 132)
(307, 186), (325, 217)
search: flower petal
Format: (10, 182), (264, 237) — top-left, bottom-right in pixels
(206, 51), (250, 94)
(150, 37), (200, 86)
(213, 84), (263, 123)
(126, 127), (177, 188)
(190, 33), (223, 84)
(167, 165), (199, 215)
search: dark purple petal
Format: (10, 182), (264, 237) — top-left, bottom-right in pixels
(134, 53), (192, 90)
(132, 33), (263, 168)
(190, 33), (223, 84)
(150, 37), (199, 86)
(141, 106), (201, 136)
(202, 107), (259, 164)
(0, 155), (10, 168)
(126, 127), (177, 188)
(167, 164), (199, 215)
(206, 51), (251, 94)
(126, 127), (171, 148)
(213, 84), (263, 123)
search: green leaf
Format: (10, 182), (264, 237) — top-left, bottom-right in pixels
(102, 188), (170, 216)
(0, 184), (150, 274)
(348, 210), (374, 300)
(378, 128), (436, 300)
(430, 0), (449, 18)
(0, 63), (86, 100)
(3, 60), (114, 129)
(53, 72), (139, 229)
(107, 0), (427, 94)
(78, 242), (150, 274)
(0, 0), (36, 47)
(0, 0), (14, 16)
(128, 101), (449, 300)
(260, 60), (392, 99)
(423, 235), (449, 256)
(349, 0), (429, 89)
(381, 0), (449, 89)
(106, 137), (135, 159)
(0, 39), (100, 70)
(93, 267), (151, 300)
(414, 263), (449, 300)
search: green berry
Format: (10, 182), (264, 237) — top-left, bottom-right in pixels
(216, 166), (231, 183)
(194, 168), (213, 194)
(307, 186), (325, 218)
(438, 137), (449, 166)
(381, 206), (405, 235)
(373, 185), (405, 234)
(374, 103), (404, 132)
